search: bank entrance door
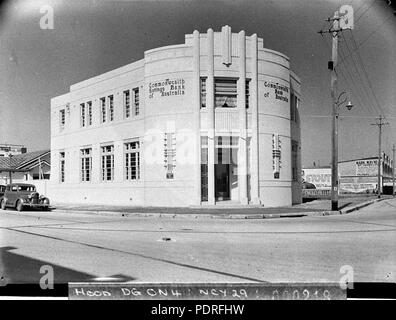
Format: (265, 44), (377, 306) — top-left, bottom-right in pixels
(215, 163), (230, 200)
(215, 138), (237, 201)
(200, 136), (238, 202)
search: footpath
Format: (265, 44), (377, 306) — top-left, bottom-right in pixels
(51, 194), (392, 220)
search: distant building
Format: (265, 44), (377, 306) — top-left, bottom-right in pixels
(302, 153), (394, 193)
(0, 150), (50, 185)
(0, 144), (27, 157)
(50, 26), (302, 207)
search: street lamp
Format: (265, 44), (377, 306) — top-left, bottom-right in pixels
(331, 91), (353, 211)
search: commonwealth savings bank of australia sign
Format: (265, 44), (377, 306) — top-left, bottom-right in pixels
(148, 78), (186, 99)
(263, 81), (289, 102)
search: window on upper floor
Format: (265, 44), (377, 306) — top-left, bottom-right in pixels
(200, 77), (206, 108)
(100, 97), (106, 123)
(59, 109), (65, 130)
(108, 95), (114, 122)
(215, 78), (237, 108)
(245, 79), (250, 109)
(133, 88), (139, 116)
(87, 101), (92, 126)
(80, 103), (86, 127)
(124, 90), (130, 119)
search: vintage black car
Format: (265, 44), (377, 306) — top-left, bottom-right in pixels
(0, 183), (50, 211)
(0, 185), (5, 198)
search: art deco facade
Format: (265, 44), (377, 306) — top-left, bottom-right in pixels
(50, 26), (302, 207)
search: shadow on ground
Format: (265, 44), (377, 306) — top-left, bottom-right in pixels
(0, 246), (136, 284)
(0, 246), (94, 284)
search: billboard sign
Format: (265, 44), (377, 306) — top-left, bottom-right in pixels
(355, 159), (377, 176)
(302, 168), (332, 190)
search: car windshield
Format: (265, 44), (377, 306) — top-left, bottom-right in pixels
(18, 185), (36, 192)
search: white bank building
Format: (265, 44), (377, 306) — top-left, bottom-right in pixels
(50, 26), (302, 207)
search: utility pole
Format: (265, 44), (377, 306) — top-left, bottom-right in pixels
(319, 4), (354, 211)
(330, 11), (340, 211)
(392, 144), (395, 196)
(371, 115), (389, 198)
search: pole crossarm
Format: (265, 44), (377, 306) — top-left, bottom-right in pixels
(318, 28), (344, 35)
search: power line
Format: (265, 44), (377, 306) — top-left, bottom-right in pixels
(337, 42), (376, 116)
(338, 32), (380, 116)
(349, 30), (386, 117)
(338, 14), (394, 67)
(318, 34), (369, 117)
(353, 0), (372, 18)
(348, 31), (396, 144)
(318, 22), (381, 121)
(354, 0), (376, 24)
(340, 33), (380, 116)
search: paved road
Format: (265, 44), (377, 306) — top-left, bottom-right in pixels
(0, 198), (395, 284)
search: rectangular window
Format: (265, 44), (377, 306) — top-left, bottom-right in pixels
(245, 80), (250, 109)
(33, 174), (50, 180)
(125, 140), (140, 180)
(108, 95), (114, 121)
(80, 103), (86, 127)
(291, 93), (295, 122)
(201, 136), (208, 201)
(200, 77), (206, 108)
(292, 140), (299, 181)
(101, 145), (114, 181)
(133, 88), (139, 116)
(290, 93), (298, 122)
(100, 97), (106, 123)
(87, 101), (92, 126)
(59, 109), (65, 130)
(80, 148), (92, 182)
(60, 151), (65, 183)
(215, 78), (237, 108)
(124, 90), (130, 118)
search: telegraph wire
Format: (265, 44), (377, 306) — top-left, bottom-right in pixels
(349, 30), (387, 117)
(352, 0), (373, 18)
(339, 32), (376, 114)
(348, 30), (395, 148)
(338, 10), (394, 68)
(318, 30), (376, 119)
(354, 0), (376, 24)
(318, 19), (380, 118)
(340, 32), (383, 117)
(337, 42), (376, 116)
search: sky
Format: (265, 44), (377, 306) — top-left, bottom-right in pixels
(0, 0), (395, 167)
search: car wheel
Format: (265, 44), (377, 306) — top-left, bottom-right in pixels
(16, 200), (23, 212)
(0, 199), (6, 210)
